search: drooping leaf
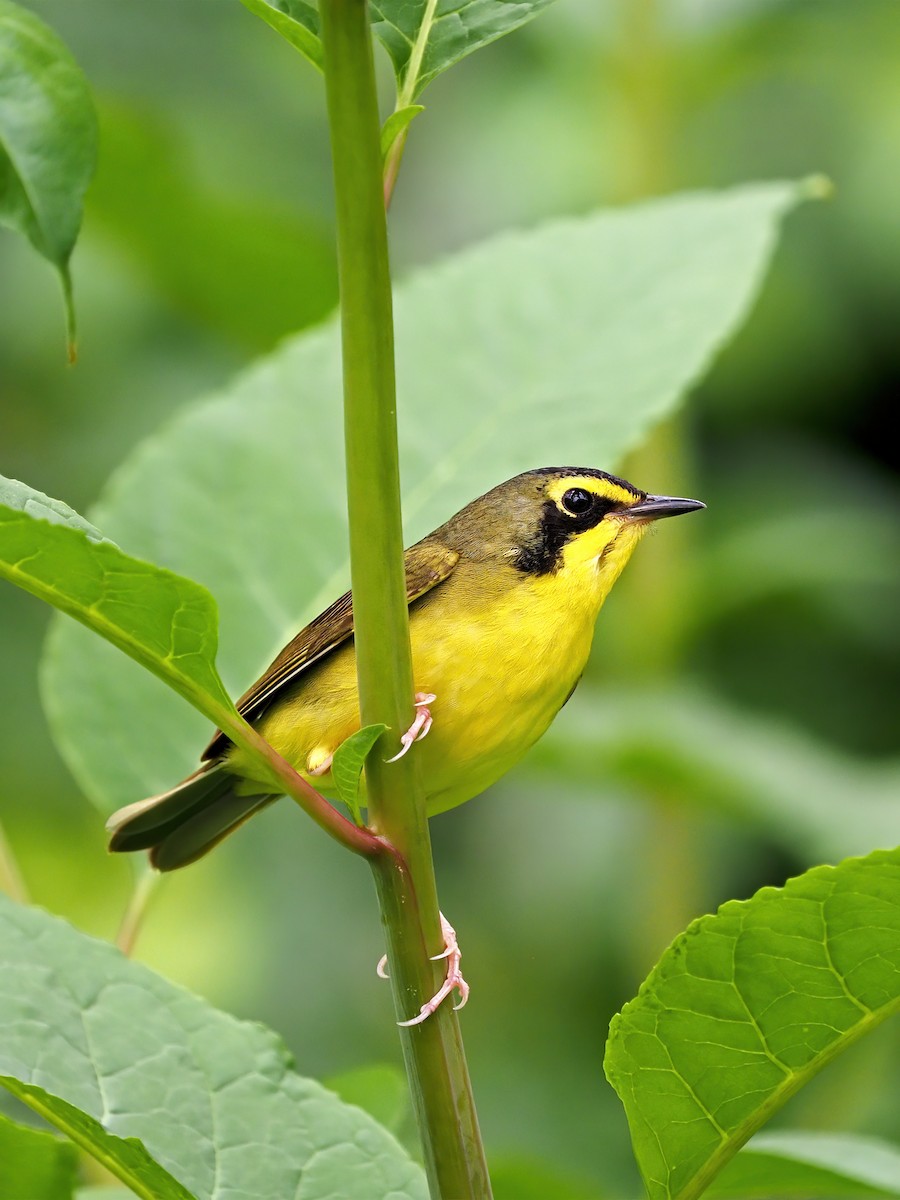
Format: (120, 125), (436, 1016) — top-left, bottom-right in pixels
(0, 0), (97, 353)
(43, 182), (816, 812)
(708, 1130), (900, 1198)
(604, 847), (900, 1200)
(0, 895), (428, 1200)
(0, 1111), (79, 1200)
(236, 0), (322, 71)
(331, 724), (389, 825)
(371, 0), (556, 99)
(0, 475), (236, 725)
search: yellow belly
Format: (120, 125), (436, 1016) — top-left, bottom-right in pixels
(230, 559), (607, 815)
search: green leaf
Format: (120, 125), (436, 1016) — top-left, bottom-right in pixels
(0, 1086), (192, 1200)
(331, 724), (388, 825)
(604, 847), (900, 1200)
(42, 182), (814, 812)
(0, 1111), (79, 1200)
(371, 0), (556, 100)
(0, 895), (428, 1200)
(0, 475), (236, 727)
(381, 105), (425, 161)
(708, 1131), (900, 1198)
(0, 0), (97, 354)
(237, 0), (322, 71)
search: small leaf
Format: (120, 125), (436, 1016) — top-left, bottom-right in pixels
(0, 0), (97, 354)
(331, 724), (388, 825)
(381, 105), (425, 161)
(708, 1130), (900, 1198)
(371, 0), (556, 100)
(237, 0), (322, 70)
(604, 847), (900, 1200)
(0, 1111), (79, 1200)
(0, 895), (428, 1200)
(0, 475), (237, 728)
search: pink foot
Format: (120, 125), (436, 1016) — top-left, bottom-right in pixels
(377, 912), (470, 1027)
(386, 692), (436, 763)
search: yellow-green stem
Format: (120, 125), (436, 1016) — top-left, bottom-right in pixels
(116, 865), (160, 956)
(0, 819), (28, 903)
(319, 2), (490, 1195)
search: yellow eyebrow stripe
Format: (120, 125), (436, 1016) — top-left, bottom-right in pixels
(544, 476), (639, 507)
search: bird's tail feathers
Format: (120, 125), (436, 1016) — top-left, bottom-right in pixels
(106, 763), (277, 872)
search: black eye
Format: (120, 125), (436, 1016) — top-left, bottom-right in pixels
(561, 487), (593, 516)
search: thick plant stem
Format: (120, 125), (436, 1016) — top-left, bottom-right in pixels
(319, 2), (491, 1196)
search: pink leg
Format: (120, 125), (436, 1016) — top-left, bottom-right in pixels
(377, 912), (470, 1027)
(386, 692), (436, 764)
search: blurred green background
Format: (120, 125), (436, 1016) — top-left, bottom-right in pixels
(1, 1), (899, 1196)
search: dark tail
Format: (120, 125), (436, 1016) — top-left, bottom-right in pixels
(106, 763), (278, 872)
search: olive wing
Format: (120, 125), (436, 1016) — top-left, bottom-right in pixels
(201, 539), (460, 760)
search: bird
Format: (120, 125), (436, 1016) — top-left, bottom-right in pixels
(107, 466), (703, 1019)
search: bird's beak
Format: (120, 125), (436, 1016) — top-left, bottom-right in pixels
(625, 494), (706, 521)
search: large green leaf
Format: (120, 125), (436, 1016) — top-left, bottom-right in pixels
(604, 847), (900, 1200)
(371, 0), (557, 99)
(0, 1111), (79, 1200)
(708, 1131), (900, 1198)
(0, 895), (427, 1200)
(0, 475), (236, 724)
(0, 0), (97, 350)
(236, 0), (555, 99)
(42, 183), (813, 812)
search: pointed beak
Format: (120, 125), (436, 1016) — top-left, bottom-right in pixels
(625, 494), (706, 521)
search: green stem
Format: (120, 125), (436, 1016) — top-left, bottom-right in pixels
(115, 864), (160, 956)
(0, 819), (29, 903)
(319, 2), (490, 1196)
(222, 712), (383, 858)
(382, 0), (437, 205)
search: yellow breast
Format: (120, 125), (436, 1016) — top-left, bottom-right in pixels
(233, 528), (641, 814)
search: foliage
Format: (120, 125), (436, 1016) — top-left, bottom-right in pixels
(0, 1112), (79, 1200)
(0, 894), (426, 1199)
(0, 0), (96, 351)
(1, 0), (898, 1196)
(43, 182), (810, 811)
(606, 847), (900, 1200)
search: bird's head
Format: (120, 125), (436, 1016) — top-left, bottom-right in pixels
(443, 467), (704, 591)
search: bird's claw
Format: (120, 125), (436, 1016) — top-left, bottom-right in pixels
(377, 913), (469, 1027)
(386, 693), (436, 763)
